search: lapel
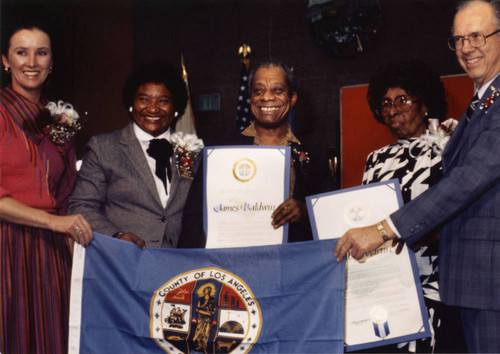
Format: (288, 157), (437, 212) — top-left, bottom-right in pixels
(290, 142), (312, 200)
(119, 123), (164, 208)
(166, 161), (180, 209)
(443, 76), (500, 169)
(442, 110), (468, 170)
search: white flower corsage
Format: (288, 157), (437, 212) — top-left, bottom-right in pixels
(45, 100), (86, 144)
(413, 118), (458, 156)
(171, 132), (204, 179)
(431, 118), (458, 136)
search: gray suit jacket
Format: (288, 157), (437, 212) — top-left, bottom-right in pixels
(68, 123), (201, 248)
(391, 74), (500, 311)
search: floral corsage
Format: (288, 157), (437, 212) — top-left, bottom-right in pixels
(416, 118), (458, 155)
(434, 118), (458, 136)
(44, 100), (86, 144)
(170, 132), (204, 179)
(479, 86), (500, 113)
(292, 145), (310, 174)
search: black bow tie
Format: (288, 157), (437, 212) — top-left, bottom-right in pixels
(146, 138), (173, 190)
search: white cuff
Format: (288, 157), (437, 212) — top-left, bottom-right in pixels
(385, 217), (402, 238)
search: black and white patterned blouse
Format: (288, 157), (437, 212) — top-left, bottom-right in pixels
(363, 137), (446, 351)
(363, 138), (443, 204)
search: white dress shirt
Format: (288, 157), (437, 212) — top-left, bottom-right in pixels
(476, 73), (500, 99)
(133, 123), (172, 208)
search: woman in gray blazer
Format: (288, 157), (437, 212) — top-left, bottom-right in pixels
(68, 62), (203, 249)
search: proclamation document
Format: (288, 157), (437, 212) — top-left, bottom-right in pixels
(204, 146), (290, 248)
(306, 180), (431, 351)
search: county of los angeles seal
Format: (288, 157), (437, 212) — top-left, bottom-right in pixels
(150, 268), (262, 353)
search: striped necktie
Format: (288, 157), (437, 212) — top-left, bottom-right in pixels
(466, 92), (479, 122)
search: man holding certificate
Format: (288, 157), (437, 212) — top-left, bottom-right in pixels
(181, 61), (333, 246)
(239, 61), (334, 242)
(335, 1), (500, 352)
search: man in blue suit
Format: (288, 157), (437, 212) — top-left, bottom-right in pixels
(335, 0), (500, 352)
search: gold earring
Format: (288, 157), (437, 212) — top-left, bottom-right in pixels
(3, 66), (11, 74)
(49, 65), (53, 74)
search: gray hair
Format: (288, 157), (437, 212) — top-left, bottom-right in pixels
(455, 0), (500, 28)
(248, 60), (297, 96)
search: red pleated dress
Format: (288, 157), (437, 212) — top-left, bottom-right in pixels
(0, 86), (76, 354)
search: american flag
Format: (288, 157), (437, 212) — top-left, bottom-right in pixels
(236, 61), (252, 132)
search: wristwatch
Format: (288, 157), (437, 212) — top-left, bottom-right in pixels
(375, 222), (390, 242)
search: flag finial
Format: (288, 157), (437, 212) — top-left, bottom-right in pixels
(238, 44), (252, 59)
(181, 53), (188, 80)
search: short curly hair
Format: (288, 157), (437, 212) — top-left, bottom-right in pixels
(122, 61), (188, 118)
(367, 60), (447, 124)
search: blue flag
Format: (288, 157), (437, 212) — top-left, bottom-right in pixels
(69, 233), (345, 353)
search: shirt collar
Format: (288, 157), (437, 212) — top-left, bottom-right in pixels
(241, 122), (300, 145)
(476, 72), (500, 99)
(133, 123), (171, 142)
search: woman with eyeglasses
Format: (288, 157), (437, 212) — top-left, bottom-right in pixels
(364, 60), (448, 201)
(360, 60), (466, 353)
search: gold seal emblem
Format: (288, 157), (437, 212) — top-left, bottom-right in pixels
(232, 158), (257, 182)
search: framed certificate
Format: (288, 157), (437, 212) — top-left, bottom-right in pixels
(203, 146), (290, 248)
(306, 180), (431, 351)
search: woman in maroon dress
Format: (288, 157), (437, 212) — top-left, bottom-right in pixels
(0, 22), (92, 353)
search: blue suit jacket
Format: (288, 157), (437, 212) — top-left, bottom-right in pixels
(391, 75), (500, 311)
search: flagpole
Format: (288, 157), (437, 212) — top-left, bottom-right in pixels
(236, 44), (252, 133)
(175, 53), (197, 134)
(288, 65), (295, 133)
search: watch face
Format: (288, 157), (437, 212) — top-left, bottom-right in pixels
(376, 223), (389, 241)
